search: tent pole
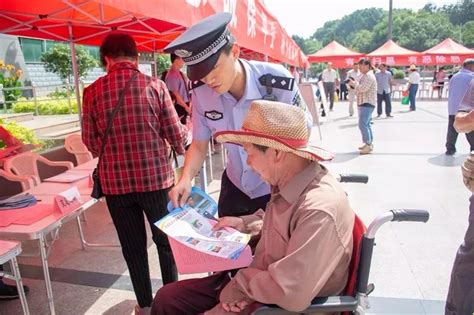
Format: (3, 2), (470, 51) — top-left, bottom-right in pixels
(69, 23), (82, 121)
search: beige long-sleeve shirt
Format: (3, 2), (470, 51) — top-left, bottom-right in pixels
(219, 162), (355, 312)
(356, 71), (377, 107)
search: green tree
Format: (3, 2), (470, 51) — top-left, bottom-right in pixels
(41, 44), (97, 88)
(442, 0), (474, 26)
(312, 8), (385, 46)
(292, 35), (322, 55)
(350, 30), (375, 53)
(462, 21), (474, 48)
(156, 54), (171, 78)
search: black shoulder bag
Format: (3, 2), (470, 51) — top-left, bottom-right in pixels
(91, 72), (139, 199)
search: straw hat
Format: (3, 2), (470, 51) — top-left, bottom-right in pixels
(214, 100), (333, 161)
(410, 64), (417, 71)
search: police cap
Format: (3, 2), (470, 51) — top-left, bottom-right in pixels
(164, 12), (233, 81)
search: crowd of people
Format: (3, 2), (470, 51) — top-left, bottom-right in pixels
(1, 10), (473, 315)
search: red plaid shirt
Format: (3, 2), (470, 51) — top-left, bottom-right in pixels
(82, 62), (186, 195)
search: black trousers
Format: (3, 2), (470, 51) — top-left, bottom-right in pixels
(377, 92), (392, 116)
(105, 189), (177, 308)
(323, 82), (335, 110)
(446, 115), (474, 152)
(217, 170), (270, 218)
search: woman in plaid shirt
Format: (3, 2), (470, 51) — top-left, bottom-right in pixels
(82, 33), (187, 315)
(348, 58), (377, 155)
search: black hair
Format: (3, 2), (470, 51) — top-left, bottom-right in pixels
(99, 33), (138, 67)
(170, 53), (179, 64)
(463, 58), (474, 68)
(221, 34), (236, 55)
(358, 57), (373, 70)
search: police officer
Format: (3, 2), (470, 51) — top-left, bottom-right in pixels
(166, 12), (311, 218)
(164, 53), (192, 124)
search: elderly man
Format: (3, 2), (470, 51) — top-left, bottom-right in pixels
(322, 62), (339, 111)
(151, 100), (355, 314)
(375, 63), (393, 118)
(446, 77), (474, 315)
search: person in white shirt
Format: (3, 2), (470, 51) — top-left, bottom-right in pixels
(289, 65), (301, 84)
(407, 64), (420, 111)
(321, 62), (339, 110)
(346, 64), (360, 116)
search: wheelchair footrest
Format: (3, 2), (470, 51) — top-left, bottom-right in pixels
(252, 296), (358, 314)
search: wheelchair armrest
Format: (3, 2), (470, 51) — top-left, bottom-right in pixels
(251, 296), (358, 314)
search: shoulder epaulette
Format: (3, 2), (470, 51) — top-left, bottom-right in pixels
(258, 74), (294, 91)
(190, 80), (205, 90)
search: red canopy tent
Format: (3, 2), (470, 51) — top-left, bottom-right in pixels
(0, 0), (307, 118)
(97, 0), (306, 68)
(422, 38), (474, 66)
(307, 40), (365, 68)
(368, 40), (421, 66)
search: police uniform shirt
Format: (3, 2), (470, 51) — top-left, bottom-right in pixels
(165, 68), (190, 103)
(192, 59), (310, 199)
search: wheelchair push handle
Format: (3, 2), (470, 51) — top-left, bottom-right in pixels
(390, 209), (430, 223)
(366, 209), (430, 239)
(337, 174), (369, 184)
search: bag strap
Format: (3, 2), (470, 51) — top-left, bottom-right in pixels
(98, 71), (139, 164)
(179, 71), (190, 98)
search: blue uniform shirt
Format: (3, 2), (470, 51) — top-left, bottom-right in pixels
(165, 68), (190, 103)
(191, 59), (310, 199)
(448, 68), (474, 115)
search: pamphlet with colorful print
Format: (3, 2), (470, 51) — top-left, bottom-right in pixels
(155, 187), (253, 273)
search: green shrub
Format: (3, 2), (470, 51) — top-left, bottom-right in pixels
(0, 118), (43, 149)
(47, 88), (75, 99)
(392, 69), (405, 80)
(12, 99), (78, 115)
(0, 61), (23, 109)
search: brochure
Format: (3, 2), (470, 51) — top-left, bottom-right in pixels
(156, 187), (253, 273)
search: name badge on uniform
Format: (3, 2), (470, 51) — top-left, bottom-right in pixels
(205, 110), (223, 121)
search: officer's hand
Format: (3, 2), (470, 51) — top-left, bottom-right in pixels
(212, 217), (245, 233)
(169, 178), (192, 208)
(462, 153), (474, 192)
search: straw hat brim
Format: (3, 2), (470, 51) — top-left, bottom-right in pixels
(215, 130), (334, 161)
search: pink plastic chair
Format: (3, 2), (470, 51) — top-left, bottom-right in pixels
(64, 134), (93, 165)
(0, 169), (34, 192)
(3, 152), (73, 186)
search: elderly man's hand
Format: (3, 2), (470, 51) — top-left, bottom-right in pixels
(212, 216), (245, 233)
(462, 153), (474, 192)
(203, 300), (249, 314)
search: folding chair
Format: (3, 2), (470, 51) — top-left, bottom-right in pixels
(251, 209), (430, 314)
(3, 152), (73, 186)
(0, 240), (30, 315)
(64, 133), (93, 165)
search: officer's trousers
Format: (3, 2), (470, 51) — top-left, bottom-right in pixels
(217, 170), (270, 218)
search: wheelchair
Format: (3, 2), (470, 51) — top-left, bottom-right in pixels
(249, 174), (430, 314)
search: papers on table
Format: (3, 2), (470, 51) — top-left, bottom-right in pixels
(44, 170), (90, 183)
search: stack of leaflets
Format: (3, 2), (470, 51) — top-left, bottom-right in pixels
(156, 187), (253, 274)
